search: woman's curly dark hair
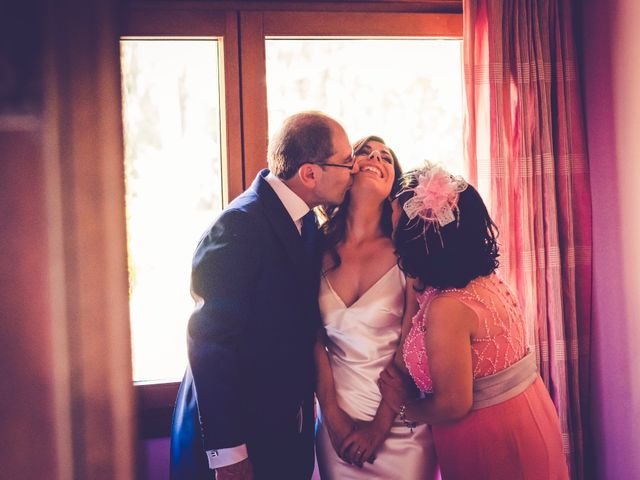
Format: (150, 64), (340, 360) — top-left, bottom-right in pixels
(321, 135), (403, 272)
(394, 174), (500, 290)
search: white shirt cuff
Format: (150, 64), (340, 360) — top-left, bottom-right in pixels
(206, 444), (248, 470)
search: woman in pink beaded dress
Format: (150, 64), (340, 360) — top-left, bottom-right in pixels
(379, 163), (569, 480)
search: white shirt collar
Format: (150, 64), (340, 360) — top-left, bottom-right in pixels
(264, 172), (310, 232)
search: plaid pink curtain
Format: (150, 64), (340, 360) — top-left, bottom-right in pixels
(463, 1), (592, 478)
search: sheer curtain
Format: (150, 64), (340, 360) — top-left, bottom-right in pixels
(463, 1), (592, 478)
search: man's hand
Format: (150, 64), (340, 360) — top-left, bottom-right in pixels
(214, 458), (254, 480)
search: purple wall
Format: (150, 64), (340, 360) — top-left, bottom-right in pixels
(581, 0), (640, 478)
(141, 439), (170, 480)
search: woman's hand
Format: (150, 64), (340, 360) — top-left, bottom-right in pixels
(339, 419), (389, 467)
(324, 406), (357, 458)
(378, 362), (413, 413)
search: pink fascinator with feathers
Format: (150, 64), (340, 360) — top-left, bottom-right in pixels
(399, 162), (468, 233)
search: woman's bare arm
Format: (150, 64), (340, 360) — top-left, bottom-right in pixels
(380, 295), (475, 424)
(314, 328), (356, 455)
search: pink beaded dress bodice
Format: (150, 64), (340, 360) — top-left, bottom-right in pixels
(403, 273), (527, 393)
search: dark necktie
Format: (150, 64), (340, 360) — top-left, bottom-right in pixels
(300, 210), (317, 260)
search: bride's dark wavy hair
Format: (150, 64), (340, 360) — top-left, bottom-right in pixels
(321, 135), (403, 272)
(394, 174), (500, 290)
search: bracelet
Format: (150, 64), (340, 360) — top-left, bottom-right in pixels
(398, 402), (417, 432)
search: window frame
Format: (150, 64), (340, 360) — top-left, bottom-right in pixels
(124, 0), (462, 439)
(122, 5), (244, 201)
(122, 5), (245, 439)
(240, 10), (462, 182)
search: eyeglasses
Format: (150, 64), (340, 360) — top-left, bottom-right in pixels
(303, 159), (356, 170)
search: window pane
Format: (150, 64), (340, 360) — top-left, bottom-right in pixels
(120, 40), (222, 382)
(265, 39), (463, 174)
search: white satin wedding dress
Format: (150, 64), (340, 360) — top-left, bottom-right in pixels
(315, 265), (438, 479)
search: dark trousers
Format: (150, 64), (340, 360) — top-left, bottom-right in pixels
(248, 399), (315, 480)
(170, 384), (315, 480)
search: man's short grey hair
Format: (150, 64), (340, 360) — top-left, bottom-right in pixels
(268, 111), (339, 179)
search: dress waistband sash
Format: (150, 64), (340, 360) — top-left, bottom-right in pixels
(471, 351), (538, 410)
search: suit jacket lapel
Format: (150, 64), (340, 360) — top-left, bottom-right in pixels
(251, 170), (307, 271)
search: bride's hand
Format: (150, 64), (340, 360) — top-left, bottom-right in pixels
(339, 420), (388, 467)
(324, 406), (357, 458)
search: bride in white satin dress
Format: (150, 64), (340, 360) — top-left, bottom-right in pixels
(314, 136), (438, 479)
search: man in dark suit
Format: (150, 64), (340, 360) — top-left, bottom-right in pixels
(170, 111), (357, 479)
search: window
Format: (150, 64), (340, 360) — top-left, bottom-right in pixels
(122, 3), (462, 438)
(265, 38), (463, 174)
(121, 39), (224, 383)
